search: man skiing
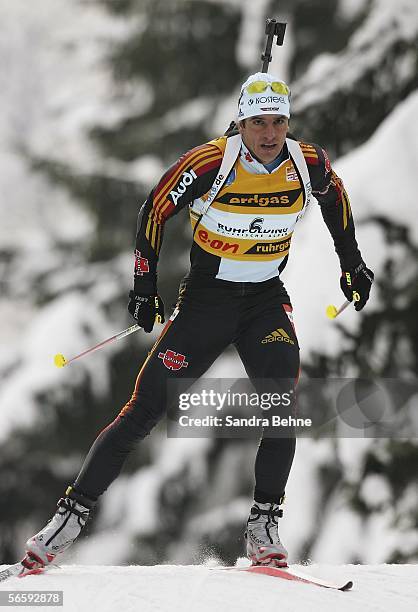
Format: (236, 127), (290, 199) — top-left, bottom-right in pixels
(21, 72), (373, 572)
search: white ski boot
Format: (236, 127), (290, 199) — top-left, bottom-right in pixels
(245, 501), (288, 567)
(25, 489), (94, 567)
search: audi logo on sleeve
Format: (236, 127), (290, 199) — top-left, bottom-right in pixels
(169, 169), (198, 205)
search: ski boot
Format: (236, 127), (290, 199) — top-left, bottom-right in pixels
(25, 487), (95, 567)
(245, 500), (288, 567)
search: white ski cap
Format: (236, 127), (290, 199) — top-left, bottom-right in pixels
(238, 72), (291, 121)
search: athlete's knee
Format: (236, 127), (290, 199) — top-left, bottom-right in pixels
(118, 391), (166, 439)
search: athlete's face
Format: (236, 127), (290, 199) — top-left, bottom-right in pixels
(239, 115), (289, 164)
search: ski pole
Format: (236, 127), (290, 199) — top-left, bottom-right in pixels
(53, 323), (142, 368)
(326, 292), (360, 320)
(326, 300), (350, 320)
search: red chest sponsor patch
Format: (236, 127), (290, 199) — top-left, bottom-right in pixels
(158, 349), (189, 371)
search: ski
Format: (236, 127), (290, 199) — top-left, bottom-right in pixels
(0, 561), (48, 584)
(0, 562), (28, 583)
(2, 562), (352, 591)
(213, 564), (353, 591)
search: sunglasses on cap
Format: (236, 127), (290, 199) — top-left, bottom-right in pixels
(245, 81), (290, 95)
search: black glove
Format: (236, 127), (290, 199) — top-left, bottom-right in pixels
(340, 261), (374, 311)
(127, 291), (165, 332)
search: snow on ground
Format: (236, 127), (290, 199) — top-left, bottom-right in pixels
(1, 563), (417, 612)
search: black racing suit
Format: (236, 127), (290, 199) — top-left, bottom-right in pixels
(73, 134), (363, 505)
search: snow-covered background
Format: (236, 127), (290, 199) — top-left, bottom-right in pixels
(0, 0), (417, 570)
